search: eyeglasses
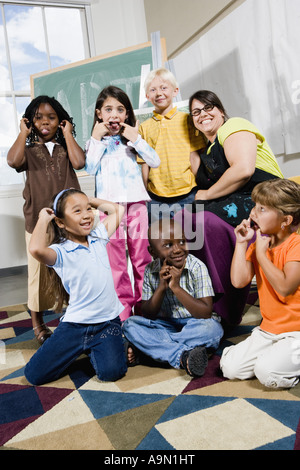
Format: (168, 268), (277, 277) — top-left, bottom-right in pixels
(190, 104), (214, 117)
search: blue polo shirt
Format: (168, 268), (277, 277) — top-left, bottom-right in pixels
(49, 224), (124, 323)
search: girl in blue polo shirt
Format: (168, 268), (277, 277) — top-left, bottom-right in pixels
(24, 188), (127, 385)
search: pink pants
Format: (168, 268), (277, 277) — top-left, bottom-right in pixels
(102, 201), (151, 321)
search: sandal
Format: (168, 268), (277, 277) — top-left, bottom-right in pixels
(33, 323), (53, 345)
(124, 340), (141, 367)
(181, 346), (208, 378)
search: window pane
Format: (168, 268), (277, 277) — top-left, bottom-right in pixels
(0, 97), (23, 185)
(0, 8), (10, 92)
(5, 4), (48, 91)
(45, 7), (85, 68)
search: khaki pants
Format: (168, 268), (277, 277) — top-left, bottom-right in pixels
(220, 326), (300, 389)
(25, 231), (55, 312)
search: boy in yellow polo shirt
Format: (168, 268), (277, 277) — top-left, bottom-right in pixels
(139, 68), (206, 222)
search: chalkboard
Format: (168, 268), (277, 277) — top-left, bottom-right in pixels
(31, 40), (166, 150)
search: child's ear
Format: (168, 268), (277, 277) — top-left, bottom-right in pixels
(284, 214), (294, 228)
(148, 245), (155, 259)
(172, 87), (179, 98)
(54, 217), (65, 229)
(95, 108), (102, 121)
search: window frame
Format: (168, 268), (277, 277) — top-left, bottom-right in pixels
(0, 0), (94, 190)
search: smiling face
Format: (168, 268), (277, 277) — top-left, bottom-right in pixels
(32, 102), (60, 143)
(56, 192), (94, 244)
(190, 98), (225, 142)
(149, 220), (188, 269)
(146, 77), (179, 115)
(96, 96), (128, 135)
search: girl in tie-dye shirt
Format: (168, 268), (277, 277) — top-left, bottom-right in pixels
(85, 86), (160, 321)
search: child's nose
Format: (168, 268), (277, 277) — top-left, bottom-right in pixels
(172, 243), (181, 252)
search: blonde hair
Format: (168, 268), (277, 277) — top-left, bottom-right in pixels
(252, 179), (300, 227)
(144, 67), (178, 94)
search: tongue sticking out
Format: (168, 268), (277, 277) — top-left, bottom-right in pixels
(109, 122), (120, 131)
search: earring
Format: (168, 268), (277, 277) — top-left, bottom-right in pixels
(281, 224), (285, 230)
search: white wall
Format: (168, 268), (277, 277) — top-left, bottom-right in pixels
(90, 0), (148, 56)
(143, 0), (244, 58)
(171, 0), (300, 178)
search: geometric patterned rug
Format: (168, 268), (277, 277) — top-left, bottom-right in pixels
(1, 288), (300, 451)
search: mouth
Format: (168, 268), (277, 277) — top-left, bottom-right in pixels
(170, 254), (186, 265)
(108, 121), (121, 132)
(250, 219), (259, 230)
(200, 118), (212, 125)
(41, 128), (50, 135)
(80, 221), (92, 231)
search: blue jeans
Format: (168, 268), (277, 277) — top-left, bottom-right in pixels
(147, 189), (197, 223)
(122, 315), (224, 369)
(25, 317), (127, 385)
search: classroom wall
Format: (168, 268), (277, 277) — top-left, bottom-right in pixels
(143, 0), (244, 58)
(90, 0), (148, 56)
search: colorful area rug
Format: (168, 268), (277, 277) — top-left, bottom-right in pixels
(1, 289), (300, 451)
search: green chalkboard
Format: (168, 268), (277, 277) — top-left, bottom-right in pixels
(31, 41), (165, 151)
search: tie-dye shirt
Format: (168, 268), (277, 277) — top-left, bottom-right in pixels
(85, 135), (160, 203)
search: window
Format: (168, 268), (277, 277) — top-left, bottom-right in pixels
(0, 1), (91, 185)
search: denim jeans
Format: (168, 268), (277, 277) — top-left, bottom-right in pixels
(147, 189), (197, 223)
(122, 315), (224, 369)
(25, 317), (127, 385)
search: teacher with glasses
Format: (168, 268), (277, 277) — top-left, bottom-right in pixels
(175, 90), (283, 329)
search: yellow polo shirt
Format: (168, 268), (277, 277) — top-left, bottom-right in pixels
(139, 107), (206, 197)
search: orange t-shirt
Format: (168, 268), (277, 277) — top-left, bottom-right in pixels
(246, 232), (300, 334)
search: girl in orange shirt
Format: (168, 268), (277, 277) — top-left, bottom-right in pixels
(220, 179), (300, 388)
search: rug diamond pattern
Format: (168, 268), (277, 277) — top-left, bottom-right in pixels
(1, 302), (300, 450)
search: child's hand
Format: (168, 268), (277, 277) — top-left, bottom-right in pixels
(60, 120), (73, 136)
(168, 265), (184, 291)
(234, 219), (255, 243)
(120, 120), (139, 143)
(20, 118), (31, 136)
(92, 121), (110, 140)
(159, 259), (172, 289)
(39, 207), (55, 223)
(255, 229), (271, 256)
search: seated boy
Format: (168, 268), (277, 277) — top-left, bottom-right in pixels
(122, 218), (224, 377)
(139, 67), (206, 222)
